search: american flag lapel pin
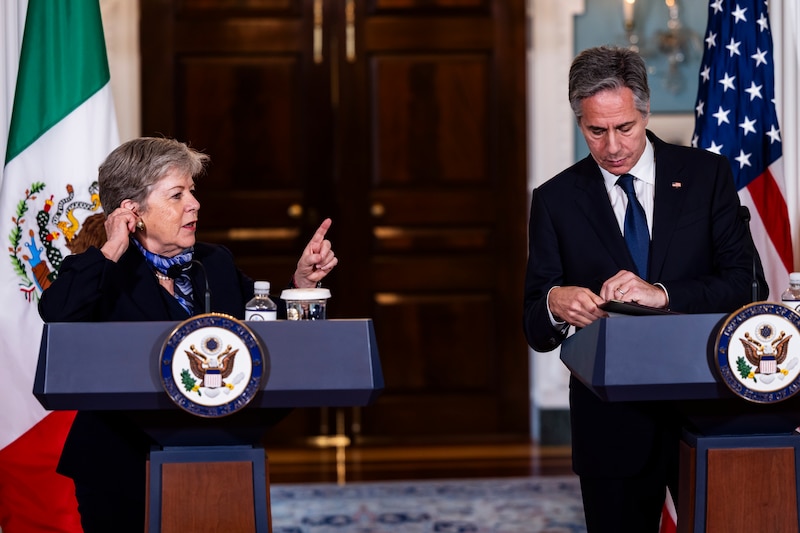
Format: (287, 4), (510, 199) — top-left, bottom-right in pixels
(671, 181), (682, 189)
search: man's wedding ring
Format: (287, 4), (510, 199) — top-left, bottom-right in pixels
(617, 288), (626, 296)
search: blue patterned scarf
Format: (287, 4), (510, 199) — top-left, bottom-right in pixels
(132, 238), (195, 314)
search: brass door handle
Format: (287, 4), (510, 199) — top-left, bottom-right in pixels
(346, 0), (356, 63)
(370, 202), (385, 218)
(313, 0), (323, 64)
(288, 203), (303, 219)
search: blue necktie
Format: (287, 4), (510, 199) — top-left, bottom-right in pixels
(616, 173), (650, 279)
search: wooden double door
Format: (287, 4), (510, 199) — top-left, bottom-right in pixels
(140, 0), (529, 443)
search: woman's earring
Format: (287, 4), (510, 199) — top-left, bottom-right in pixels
(136, 219), (145, 231)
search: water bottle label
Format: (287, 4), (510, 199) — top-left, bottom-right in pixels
(246, 310), (277, 321)
(781, 299), (800, 312)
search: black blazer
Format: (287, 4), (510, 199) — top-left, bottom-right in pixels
(39, 241), (254, 322)
(522, 132), (766, 477)
(38, 241), (256, 484)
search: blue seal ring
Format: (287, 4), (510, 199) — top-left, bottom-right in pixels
(160, 313), (268, 417)
(715, 302), (800, 404)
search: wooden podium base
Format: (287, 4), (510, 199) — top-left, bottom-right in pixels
(146, 445), (271, 533)
(679, 431), (800, 533)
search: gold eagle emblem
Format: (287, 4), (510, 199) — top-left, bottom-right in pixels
(739, 331), (791, 374)
(184, 343), (239, 388)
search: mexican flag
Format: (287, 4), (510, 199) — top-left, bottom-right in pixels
(0, 1), (118, 530)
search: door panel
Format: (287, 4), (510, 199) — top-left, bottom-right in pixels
(371, 56), (488, 184)
(181, 57), (300, 190)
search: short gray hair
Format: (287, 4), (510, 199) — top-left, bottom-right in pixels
(98, 137), (209, 212)
(568, 45), (650, 120)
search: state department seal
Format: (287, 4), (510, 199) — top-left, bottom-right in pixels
(715, 302), (800, 403)
(160, 313), (268, 417)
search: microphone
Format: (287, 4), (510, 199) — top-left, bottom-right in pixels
(739, 206), (759, 303)
(739, 205), (751, 224)
(167, 260), (212, 314)
(166, 264), (183, 279)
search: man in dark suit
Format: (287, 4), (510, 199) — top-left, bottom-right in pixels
(523, 46), (766, 532)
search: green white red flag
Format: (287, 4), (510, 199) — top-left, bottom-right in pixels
(0, 1), (118, 530)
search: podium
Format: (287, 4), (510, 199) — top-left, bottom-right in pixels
(561, 314), (800, 533)
(34, 319), (383, 533)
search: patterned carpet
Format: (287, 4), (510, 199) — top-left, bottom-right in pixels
(270, 476), (586, 533)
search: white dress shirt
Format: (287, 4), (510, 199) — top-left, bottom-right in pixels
(600, 139), (656, 236)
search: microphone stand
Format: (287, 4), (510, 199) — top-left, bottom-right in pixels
(739, 206), (759, 303)
(192, 260), (212, 314)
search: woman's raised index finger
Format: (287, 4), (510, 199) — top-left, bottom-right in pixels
(310, 218), (332, 245)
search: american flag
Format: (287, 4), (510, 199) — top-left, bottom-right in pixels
(692, 0), (792, 300)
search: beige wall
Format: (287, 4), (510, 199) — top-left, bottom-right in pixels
(101, 0), (140, 142)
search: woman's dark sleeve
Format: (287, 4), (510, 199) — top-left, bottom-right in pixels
(38, 246), (118, 322)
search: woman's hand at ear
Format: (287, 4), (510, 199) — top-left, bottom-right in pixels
(100, 205), (138, 262)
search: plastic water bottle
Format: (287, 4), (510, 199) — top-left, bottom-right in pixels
(780, 272), (800, 312)
(245, 281), (277, 321)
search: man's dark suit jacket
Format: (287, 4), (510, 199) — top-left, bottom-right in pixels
(38, 242), (255, 485)
(523, 131), (766, 478)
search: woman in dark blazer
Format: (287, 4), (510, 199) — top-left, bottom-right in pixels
(39, 137), (338, 532)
